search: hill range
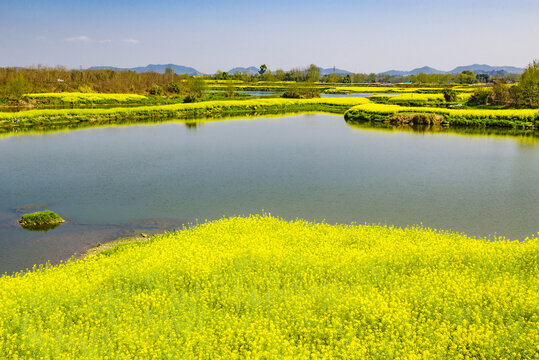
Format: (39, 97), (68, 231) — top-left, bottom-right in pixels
(88, 64), (524, 76)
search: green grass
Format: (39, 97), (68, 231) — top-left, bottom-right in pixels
(0, 215), (537, 359)
(18, 210), (64, 228)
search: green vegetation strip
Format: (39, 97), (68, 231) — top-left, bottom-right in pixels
(345, 103), (539, 128)
(0, 215), (537, 358)
(0, 98), (370, 128)
(369, 93), (472, 107)
(22, 92), (148, 104)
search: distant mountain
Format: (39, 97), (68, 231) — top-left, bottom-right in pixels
(88, 64), (203, 75)
(380, 66), (446, 76)
(228, 66), (259, 75)
(409, 66), (446, 75)
(379, 64), (524, 76)
(449, 64), (524, 75)
(319, 67), (352, 76)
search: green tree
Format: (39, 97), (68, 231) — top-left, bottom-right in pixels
(274, 69), (286, 81)
(164, 66), (174, 75)
(514, 60), (539, 107)
(456, 70), (476, 84)
(416, 73), (430, 84)
(184, 76), (207, 98)
(475, 73), (489, 83)
(490, 80), (510, 105)
(259, 64), (267, 75)
(306, 64), (320, 82)
(5, 73), (33, 99)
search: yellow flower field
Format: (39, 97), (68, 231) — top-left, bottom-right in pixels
(1, 215), (537, 359)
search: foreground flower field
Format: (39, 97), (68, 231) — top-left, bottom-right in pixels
(0, 215), (537, 359)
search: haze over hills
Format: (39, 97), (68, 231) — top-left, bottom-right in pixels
(319, 68), (352, 76)
(228, 67), (259, 75)
(88, 64), (203, 76)
(380, 64), (525, 76)
(87, 64), (525, 76)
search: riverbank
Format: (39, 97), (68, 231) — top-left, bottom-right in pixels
(0, 215), (537, 358)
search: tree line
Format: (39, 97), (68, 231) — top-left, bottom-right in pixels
(466, 61), (539, 108)
(212, 64), (521, 85)
(0, 66), (195, 99)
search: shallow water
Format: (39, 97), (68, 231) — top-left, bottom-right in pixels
(1, 114), (538, 274)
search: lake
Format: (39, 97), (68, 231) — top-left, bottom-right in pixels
(1, 114), (538, 274)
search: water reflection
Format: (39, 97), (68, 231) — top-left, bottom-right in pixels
(2, 113), (536, 142)
(345, 118), (539, 141)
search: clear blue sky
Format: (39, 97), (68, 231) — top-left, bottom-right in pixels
(1, 0), (538, 73)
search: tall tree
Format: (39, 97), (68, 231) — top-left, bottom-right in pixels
(306, 64), (320, 82)
(514, 60), (539, 107)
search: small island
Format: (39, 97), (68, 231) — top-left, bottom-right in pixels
(19, 211), (65, 230)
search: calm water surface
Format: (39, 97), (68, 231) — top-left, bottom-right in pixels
(1, 114), (538, 274)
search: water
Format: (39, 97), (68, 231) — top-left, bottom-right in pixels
(1, 114), (538, 274)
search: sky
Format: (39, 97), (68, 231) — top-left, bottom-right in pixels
(1, 0), (538, 74)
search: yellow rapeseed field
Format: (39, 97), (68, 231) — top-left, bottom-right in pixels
(0, 215), (537, 359)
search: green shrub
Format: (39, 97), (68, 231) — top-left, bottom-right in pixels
(149, 84), (165, 96)
(467, 89), (491, 106)
(183, 94), (198, 103)
(442, 88), (458, 102)
(167, 81), (182, 94)
(282, 85), (320, 99)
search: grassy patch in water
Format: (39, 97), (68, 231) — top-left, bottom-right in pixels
(0, 215), (537, 358)
(18, 210), (65, 229)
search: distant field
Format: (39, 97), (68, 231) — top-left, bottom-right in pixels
(0, 215), (536, 358)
